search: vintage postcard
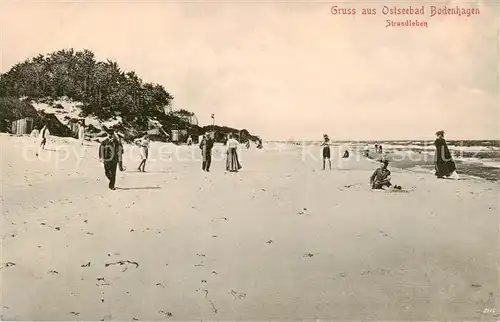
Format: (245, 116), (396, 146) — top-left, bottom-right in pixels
(0, 0), (498, 320)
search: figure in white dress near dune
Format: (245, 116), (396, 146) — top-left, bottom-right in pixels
(135, 134), (150, 172)
(78, 122), (85, 145)
(36, 125), (49, 157)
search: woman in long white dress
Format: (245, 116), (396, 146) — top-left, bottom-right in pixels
(78, 122), (85, 145)
(225, 134), (242, 172)
(134, 134), (150, 172)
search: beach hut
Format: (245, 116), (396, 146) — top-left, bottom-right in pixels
(11, 117), (34, 136)
(147, 128), (160, 135)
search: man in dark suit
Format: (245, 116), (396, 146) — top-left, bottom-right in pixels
(199, 133), (214, 172)
(99, 129), (121, 190)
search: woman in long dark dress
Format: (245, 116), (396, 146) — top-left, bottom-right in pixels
(434, 130), (456, 178)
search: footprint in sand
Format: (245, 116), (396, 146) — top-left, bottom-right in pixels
(96, 277), (111, 287)
(0, 262), (16, 270)
(81, 262), (91, 268)
(297, 207), (309, 216)
(361, 268), (390, 276)
(379, 230), (389, 237)
(229, 290), (246, 300)
(158, 310), (173, 318)
(104, 260), (139, 272)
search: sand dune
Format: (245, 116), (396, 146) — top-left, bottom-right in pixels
(1, 134), (498, 320)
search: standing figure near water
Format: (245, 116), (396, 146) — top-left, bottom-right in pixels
(226, 134), (242, 172)
(135, 133), (150, 172)
(199, 133), (214, 172)
(321, 134), (332, 170)
(434, 130), (457, 179)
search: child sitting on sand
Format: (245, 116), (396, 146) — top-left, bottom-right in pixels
(370, 160), (401, 190)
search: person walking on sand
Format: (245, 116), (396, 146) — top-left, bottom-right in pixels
(199, 133), (214, 172)
(36, 124), (49, 157)
(226, 134), (242, 172)
(78, 121), (85, 146)
(434, 130), (457, 179)
(99, 129), (121, 190)
(321, 134), (332, 170)
(134, 133), (150, 172)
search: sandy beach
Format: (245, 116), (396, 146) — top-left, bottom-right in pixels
(1, 134), (499, 320)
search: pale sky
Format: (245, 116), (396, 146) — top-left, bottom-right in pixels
(0, 0), (498, 140)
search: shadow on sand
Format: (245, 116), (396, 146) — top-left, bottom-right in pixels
(127, 170), (173, 174)
(116, 186), (162, 191)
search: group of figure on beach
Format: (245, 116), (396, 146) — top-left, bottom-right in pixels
(98, 129), (154, 190)
(319, 130), (458, 191)
(198, 132), (242, 173)
(95, 128), (244, 190)
(33, 121), (458, 191)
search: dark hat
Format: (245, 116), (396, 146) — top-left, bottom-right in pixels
(435, 130), (444, 136)
(379, 159), (389, 166)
